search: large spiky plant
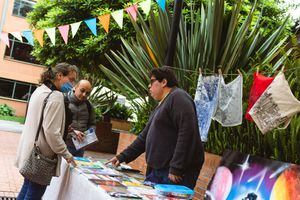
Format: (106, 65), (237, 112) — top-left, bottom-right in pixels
(100, 0), (291, 99)
(100, 0), (299, 163)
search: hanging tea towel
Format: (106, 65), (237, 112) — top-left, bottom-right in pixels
(245, 72), (275, 121)
(194, 74), (220, 142)
(249, 72), (300, 134)
(213, 75), (243, 126)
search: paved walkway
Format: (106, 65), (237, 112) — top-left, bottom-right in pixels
(0, 120), (23, 134)
(0, 128), (114, 198)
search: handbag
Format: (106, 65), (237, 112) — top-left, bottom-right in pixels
(19, 91), (58, 185)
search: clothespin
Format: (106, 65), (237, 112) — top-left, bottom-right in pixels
(280, 66), (285, 72)
(237, 69), (242, 76)
(199, 68), (202, 75)
(218, 68), (222, 76)
(256, 66), (259, 73)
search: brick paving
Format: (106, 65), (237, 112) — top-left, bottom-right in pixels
(0, 130), (115, 198)
(0, 131), (23, 198)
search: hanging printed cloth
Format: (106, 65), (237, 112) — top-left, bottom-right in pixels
(249, 72), (300, 134)
(194, 74), (220, 142)
(213, 74), (243, 126)
(245, 72), (275, 121)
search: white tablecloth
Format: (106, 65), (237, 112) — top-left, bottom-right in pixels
(42, 159), (114, 200)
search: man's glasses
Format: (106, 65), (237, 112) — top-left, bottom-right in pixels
(150, 78), (157, 86)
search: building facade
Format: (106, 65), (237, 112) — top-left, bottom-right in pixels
(0, 0), (43, 116)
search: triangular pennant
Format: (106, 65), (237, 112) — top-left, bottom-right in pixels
(10, 32), (23, 42)
(45, 27), (56, 45)
(21, 30), (34, 46)
(33, 29), (44, 47)
(58, 25), (69, 44)
(155, 0), (165, 11)
(111, 10), (123, 29)
(126, 4), (138, 21)
(84, 18), (97, 36)
(0, 32), (10, 48)
(98, 14), (111, 33)
(139, 0), (151, 15)
(70, 21), (82, 38)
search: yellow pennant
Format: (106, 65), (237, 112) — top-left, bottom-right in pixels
(33, 29), (45, 47)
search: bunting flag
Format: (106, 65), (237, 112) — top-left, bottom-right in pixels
(33, 29), (45, 47)
(10, 32), (23, 42)
(0, 32), (10, 48)
(58, 25), (69, 44)
(6, 0), (158, 47)
(111, 10), (123, 29)
(126, 4), (138, 21)
(84, 18), (97, 36)
(98, 14), (110, 33)
(70, 21), (82, 38)
(156, 0), (166, 11)
(22, 30), (34, 46)
(45, 27), (56, 45)
(139, 0), (151, 15)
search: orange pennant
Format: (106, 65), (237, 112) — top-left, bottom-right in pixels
(98, 14), (111, 33)
(33, 29), (45, 47)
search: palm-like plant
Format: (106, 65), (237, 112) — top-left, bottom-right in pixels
(99, 0), (299, 163)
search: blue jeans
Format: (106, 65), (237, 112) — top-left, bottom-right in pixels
(145, 167), (200, 190)
(17, 178), (47, 200)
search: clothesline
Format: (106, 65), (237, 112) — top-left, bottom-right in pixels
(167, 66), (300, 76)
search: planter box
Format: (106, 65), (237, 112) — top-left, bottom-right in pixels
(86, 121), (119, 154)
(111, 118), (132, 131)
(116, 132), (222, 199)
(117, 131), (147, 174)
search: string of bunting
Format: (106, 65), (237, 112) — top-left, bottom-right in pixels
(0, 0), (166, 48)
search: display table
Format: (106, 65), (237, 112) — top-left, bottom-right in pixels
(42, 159), (114, 200)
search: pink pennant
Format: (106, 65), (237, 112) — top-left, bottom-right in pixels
(126, 4), (138, 21)
(58, 25), (70, 44)
(1, 32), (10, 48)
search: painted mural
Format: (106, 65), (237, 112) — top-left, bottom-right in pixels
(205, 150), (300, 200)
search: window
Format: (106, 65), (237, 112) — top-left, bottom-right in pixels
(12, 0), (36, 18)
(5, 35), (39, 64)
(0, 78), (37, 101)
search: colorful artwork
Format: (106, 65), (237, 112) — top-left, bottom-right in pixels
(205, 150), (300, 200)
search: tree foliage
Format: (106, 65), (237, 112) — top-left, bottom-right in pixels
(27, 0), (139, 72)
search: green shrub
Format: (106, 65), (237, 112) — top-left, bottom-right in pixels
(0, 104), (15, 116)
(109, 103), (133, 121)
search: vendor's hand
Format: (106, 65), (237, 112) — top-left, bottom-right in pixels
(74, 130), (85, 142)
(168, 173), (182, 183)
(65, 157), (77, 167)
(105, 156), (121, 167)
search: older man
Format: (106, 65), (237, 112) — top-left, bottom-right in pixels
(64, 80), (96, 157)
(107, 66), (204, 190)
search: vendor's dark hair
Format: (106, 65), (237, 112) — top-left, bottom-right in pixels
(150, 66), (178, 87)
(40, 62), (78, 84)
